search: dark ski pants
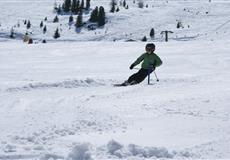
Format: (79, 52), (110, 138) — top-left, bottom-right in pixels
(128, 68), (153, 84)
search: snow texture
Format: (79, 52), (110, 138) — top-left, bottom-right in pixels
(0, 0), (230, 160)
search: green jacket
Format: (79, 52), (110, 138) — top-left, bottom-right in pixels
(132, 52), (162, 69)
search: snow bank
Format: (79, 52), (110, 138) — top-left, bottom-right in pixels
(65, 140), (181, 159)
(107, 140), (123, 155)
(67, 143), (92, 160)
(128, 144), (173, 158)
(104, 140), (177, 159)
(40, 153), (64, 160)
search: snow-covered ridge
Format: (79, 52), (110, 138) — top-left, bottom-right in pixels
(5, 78), (105, 92)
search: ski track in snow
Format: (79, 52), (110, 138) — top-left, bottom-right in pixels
(4, 78), (106, 92)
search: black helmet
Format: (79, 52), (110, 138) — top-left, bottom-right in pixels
(145, 43), (155, 50)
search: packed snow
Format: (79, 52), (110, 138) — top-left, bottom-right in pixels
(0, 41), (230, 159)
(1, 0), (230, 160)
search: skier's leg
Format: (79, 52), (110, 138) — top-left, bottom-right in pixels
(122, 69), (153, 86)
(135, 69), (153, 84)
(127, 69), (143, 84)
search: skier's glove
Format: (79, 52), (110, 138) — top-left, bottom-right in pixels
(129, 64), (135, 70)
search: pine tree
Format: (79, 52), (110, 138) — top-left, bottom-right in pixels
(43, 26), (47, 34)
(110, 0), (116, 13)
(40, 21), (43, 28)
(26, 20), (31, 29)
(89, 7), (98, 22)
(86, 0), (90, 10)
(150, 28), (155, 38)
(63, 0), (71, 12)
(125, 5), (129, 9)
(142, 36), (147, 41)
(24, 20), (27, 25)
(44, 17), (48, 21)
(69, 15), (74, 23)
(73, 0), (80, 14)
(80, 0), (84, 9)
(53, 15), (59, 23)
(177, 22), (182, 28)
(75, 12), (83, 28)
(116, 7), (120, 12)
(123, 0), (126, 7)
(10, 28), (15, 38)
(98, 6), (105, 27)
(53, 28), (60, 39)
(62, 3), (65, 11)
(57, 5), (62, 14)
(71, 0), (77, 13)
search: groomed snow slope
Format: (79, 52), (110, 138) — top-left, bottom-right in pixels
(0, 40), (230, 159)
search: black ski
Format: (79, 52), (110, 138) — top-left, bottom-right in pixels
(113, 83), (128, 87)
(113, 81), (137, 87)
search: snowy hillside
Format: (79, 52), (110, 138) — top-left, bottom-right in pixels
(1, 0), (230, 42)
(0, 40), (230, 159)
(1, 0), (230, 160)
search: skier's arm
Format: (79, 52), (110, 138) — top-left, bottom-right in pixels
(132, 54), (145, 67)
(154, 54), (163, 67)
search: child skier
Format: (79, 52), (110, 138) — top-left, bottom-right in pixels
(116, 43), (162, 86)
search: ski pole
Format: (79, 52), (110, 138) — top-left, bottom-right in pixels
(148, 68), (151, 85)
(153, 70), (159, 82)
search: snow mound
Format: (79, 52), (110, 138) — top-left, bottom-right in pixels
(107, 140), (123, 154)
(64, 140), (186, 160)
(40, 153), (64, 160)
(5, 78), (105, 92)
(104, 140), (175, 159)
(128, 144), (173, 158)
(67, 143), (92, 160)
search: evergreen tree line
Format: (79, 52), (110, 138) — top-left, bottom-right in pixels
(55, 0), (90, 14)
(110, 0), (129, 13)
(68, 6), (106, 28)
(54, 6), (106, 39)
